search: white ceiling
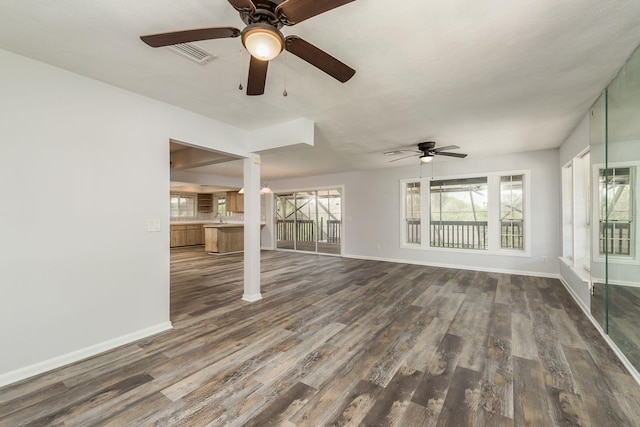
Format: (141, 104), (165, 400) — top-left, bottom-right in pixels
(2, 1), (640, 180)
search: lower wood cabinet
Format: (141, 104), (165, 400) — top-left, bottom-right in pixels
(170, 224), (204, 247)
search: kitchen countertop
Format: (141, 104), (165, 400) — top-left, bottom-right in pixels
(170, 221), (244, 225)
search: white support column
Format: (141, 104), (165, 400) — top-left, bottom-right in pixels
(242, 153), (262, 302)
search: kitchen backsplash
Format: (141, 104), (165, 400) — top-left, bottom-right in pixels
(170, 212), (244, 222)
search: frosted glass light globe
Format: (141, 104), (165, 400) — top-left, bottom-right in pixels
(242, 26), (284, 61)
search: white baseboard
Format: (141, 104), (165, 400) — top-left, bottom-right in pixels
(342, 253), (559, 279)
(242, 293), (263, 302)
(0, 321), (173, 388)
(558, 276), (640, 387)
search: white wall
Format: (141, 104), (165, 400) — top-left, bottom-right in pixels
(0, 49), (255, 385)
(557, 112), (592, 308)
(270, 149), (562, 277)
(559, 112), (590, 165)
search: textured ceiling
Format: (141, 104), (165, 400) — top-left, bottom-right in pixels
(2, 0), (640, 180)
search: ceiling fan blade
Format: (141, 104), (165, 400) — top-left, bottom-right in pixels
(432, 145), (460, 153)
(389, 154), (419, 163)
(436, 152), (468, 158)
(247, 55), (268, 96)
(285, 36), (355, 83)
(227, 0), (255, 12)
(140, 27), (240, 48)
(277, 0), (355, 24)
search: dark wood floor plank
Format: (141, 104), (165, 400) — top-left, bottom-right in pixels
(481, 335), (513, 420)
(513, 356), (554, 426)
(1, 247), (639, 426)
(435, 366), (483, 427)
(410, 333), (463, 418)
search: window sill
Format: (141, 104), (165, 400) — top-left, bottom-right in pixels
(593, 255), (640, 266)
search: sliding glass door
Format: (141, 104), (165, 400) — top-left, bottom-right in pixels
(275, 188), (342, 255)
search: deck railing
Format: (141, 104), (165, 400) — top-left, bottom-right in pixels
(431, 221), (488, 249)
(407, 220), (525, 250)
(500, 220), (524, 250)
(600, 221), (631, 255)
(276, 219), (341, 243)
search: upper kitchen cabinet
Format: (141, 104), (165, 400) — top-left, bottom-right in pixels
(226, 191), (244, 213)
(197, 193), (213, 213)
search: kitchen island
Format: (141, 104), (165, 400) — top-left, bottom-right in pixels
(203, 224), (245, 254)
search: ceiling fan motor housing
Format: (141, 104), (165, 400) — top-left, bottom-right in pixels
(240, 1), (284, 27)
(417, 141), (436, 152)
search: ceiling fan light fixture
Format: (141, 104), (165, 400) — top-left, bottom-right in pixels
(242, 23), (284, 61)
(420, 153), (434, 163)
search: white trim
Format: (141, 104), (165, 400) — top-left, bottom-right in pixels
(591, 161), (638, 262)
(0, 321), (173, 388)
(400, 169), (531, 256)
(558, 276), (640, 387)
(242, 293), (263, 302)
(590, 277), (640, 288)
(342, 252), (558, 278)
(398, 243), (531, 258)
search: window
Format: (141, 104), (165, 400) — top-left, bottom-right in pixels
(401, 171), (529, 254)
(216, 195), (227, 216)
(599, 167), (634, 256)
(403, 181), (421, 244)
(500, 175), (524, 250)
(170, 194), (196, 218)
(430, 177), (488, 249)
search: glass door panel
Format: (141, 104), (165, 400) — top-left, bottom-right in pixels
(295, 191), (317, 252)
(276, 193), (295, 250)
(317, 189), (342, 254)
(275, 188), (342, 255)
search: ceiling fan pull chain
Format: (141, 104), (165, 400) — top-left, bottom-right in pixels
(283, 51), (288, 97)
(238, 48), (244, 91)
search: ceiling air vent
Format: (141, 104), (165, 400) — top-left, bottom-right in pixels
(166, 43), (217, 65)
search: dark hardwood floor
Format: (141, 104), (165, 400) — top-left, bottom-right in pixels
(2, 247), (640, 426)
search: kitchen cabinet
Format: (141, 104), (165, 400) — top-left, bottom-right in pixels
(197, 193), (213, 213)
(170, 225), (187, 247)
(170, 224), (204, 247)
(186, 224), (204, 245)
(204, 224), (244, 253)
(226, 191), (244, 213)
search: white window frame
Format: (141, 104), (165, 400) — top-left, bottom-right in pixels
(400, 179), (421, 246)
(592, 161), (638, 265)
(170, 193), (197, 218)
(400, 170), (531, 257)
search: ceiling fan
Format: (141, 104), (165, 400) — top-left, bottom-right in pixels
(386, 142), (468, 163)
(140, 0), (357, 96)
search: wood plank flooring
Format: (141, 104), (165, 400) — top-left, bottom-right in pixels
(2, 247), (640, 426)
(592, 282), (640, 370)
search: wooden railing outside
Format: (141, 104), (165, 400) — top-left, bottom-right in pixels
(277, 219), (341, 243)
(407, 220), (526, 250)
(406, 219), (421, 244)
(600, 221), (631, 256)
(500, 220), (524, 250)
(431, 221), (488, 249)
